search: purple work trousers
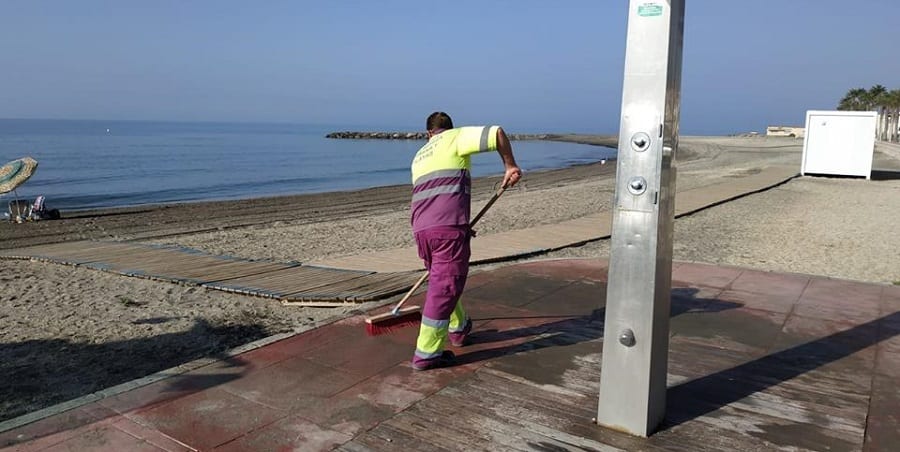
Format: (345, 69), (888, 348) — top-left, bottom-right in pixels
(411, 225), (471, 366)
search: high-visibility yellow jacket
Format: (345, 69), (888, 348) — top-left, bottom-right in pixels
(410, 126), (499, 232)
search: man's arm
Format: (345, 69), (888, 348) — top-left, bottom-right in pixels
(496, 127), (522, 188)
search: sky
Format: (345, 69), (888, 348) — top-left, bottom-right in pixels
(1, 0), (897, 135)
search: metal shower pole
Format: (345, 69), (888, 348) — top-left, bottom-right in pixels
(596, 0), (685, 437)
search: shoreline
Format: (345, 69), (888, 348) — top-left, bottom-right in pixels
(0, 134), (620, 250)
(324, 131), (560, 140)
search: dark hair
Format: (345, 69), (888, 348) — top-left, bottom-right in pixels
(426, 112), (453, 131)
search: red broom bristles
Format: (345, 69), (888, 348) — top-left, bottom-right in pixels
(365, 306), (422, 336)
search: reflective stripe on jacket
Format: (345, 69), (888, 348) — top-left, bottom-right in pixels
(410, 126), (499, 232)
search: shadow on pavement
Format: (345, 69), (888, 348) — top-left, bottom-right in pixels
(0, 319), (266, 425)
(456, 287), (741, 366)
(663, 311), (900, 429)
(871, 169), (900, 181)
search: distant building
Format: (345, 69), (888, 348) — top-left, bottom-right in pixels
(766, 126), (805, 138)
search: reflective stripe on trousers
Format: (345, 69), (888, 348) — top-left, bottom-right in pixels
(412, 226), (470, 365)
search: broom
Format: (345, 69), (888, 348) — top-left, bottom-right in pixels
(365, 183), (508, 336)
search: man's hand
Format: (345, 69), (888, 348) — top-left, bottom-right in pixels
(502, 166), (522, 188)
(495, 127), (521, 188)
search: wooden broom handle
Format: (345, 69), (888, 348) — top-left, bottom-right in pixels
(390, 184), (508, 315)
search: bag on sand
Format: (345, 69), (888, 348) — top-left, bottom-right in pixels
(29, 195), (60, 221)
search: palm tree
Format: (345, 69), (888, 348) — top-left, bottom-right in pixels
(864, 85), (887, 107)
(886, 89), (900, 143)
(837, 85), (895, 141)
(869, 85), (889, 140)
(838, 87), (869, 111)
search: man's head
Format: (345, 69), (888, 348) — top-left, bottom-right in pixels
(426, 112), (453, 137)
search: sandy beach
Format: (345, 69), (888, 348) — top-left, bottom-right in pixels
(1, 135), (899, 422)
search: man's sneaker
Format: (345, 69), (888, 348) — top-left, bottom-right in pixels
(449, 319), (473, 347)
(412, 351), (456, 371)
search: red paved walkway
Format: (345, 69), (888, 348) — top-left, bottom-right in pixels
(1, 259), (898, 451)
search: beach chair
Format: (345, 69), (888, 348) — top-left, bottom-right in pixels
(6, 199), (32, 223)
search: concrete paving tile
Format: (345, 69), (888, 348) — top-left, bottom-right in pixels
(877, 312), (900, 359)
(668, 339), (759, 382)
(454, 327), (548, 363)
(270, 392), (392, 440)
(800, 278), (883, 307)
(340, 376), (428, 414)
(234, 338), (308, 369)
(213, 415), (352, 452)
(522, 279), (605, 316)
(372, 362), (478, 397)
(668, 351), (872, 441)
(880, 338), (900, 357)
(793, 301), (883, 324)
(462, 270), (574, 308)
(272, 321), (362, 355)
(99, 360), (248, 415)
(881, 285), (900, 314)
(285, 377), (429, 438)
(98, 381), (202, 417)
(771, 354), (877, 391)
(779, 313), (877, 346)
(879, 309), (900, 332)
(0, 405), (117, 451)
(716, 288), (798, 314)
(515, 258), (608, 283)
(460, 269), (501, 292)
(670, 285), (728, 315)
(40, 424), (167, 452)
(468, 310), (576, 345)
(217, 357), (365, 412)
(303, 331), (412, 378)
(110, 418), (193, 451)
(672, 263), (743, 289)
(864, 374), (900, 452)
(670, 307), (786, 355)
(728, 269), (810, 299)
(874, 338), (900, 377)
(457, 296), (540, 321)
(768, 315), (878, 378)
(127, 387), (286, 451)
(453, 316), (598, 370)
(484, 338), (601, 390)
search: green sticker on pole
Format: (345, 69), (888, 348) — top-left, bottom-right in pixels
(638, 3), (663, 17)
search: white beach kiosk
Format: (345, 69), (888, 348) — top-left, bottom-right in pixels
(801, 110), (877, 179)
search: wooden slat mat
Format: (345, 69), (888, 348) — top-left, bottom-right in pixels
(0, 241), (139, 264)
(280, 271), (424, 304)
(203, 266), (372, 299)
(0, 241), (418, 303)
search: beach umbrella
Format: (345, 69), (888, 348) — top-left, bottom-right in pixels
(0, 157), (39, 221)
(0, 157), (38, 194)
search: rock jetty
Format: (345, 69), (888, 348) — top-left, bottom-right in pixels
(326, 131), (428, 139)
(325, 131), (550, 140)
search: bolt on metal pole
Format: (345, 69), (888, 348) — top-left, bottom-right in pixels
(596, 0), (684, 437)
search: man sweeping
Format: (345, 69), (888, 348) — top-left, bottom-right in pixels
(409, 111), (522, 371)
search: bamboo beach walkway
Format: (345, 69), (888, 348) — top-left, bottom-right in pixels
(0, 165), (798, 304)
(310, 165), (800, 271)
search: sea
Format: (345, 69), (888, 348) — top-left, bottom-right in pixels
(0, 119), (615, 211)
